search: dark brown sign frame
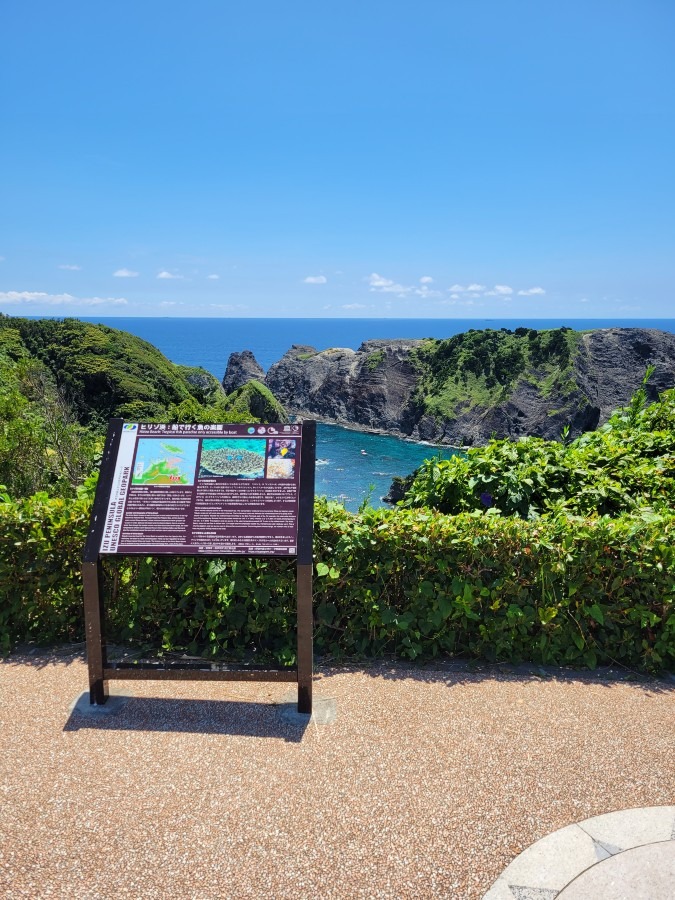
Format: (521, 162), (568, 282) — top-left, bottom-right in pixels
(82, 419), (316, 713)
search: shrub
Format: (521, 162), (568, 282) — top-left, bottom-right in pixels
(1, 495), (672, 673)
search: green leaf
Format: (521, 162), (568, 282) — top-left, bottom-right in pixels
(583, 648), (597, 668)
(588, 604), (604, 625)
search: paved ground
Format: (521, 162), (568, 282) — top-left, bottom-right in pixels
(1, 649), (673, 899)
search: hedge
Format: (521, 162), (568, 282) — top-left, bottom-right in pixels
(1, 495), (673, 672)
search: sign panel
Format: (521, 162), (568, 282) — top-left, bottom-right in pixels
(99, 422), (303, 556)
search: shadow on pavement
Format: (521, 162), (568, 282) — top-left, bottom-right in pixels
(64, 694), (309, 742)
(318, 658), (675, 696)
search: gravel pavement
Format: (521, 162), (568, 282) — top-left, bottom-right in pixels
(1, 650), (673, 899)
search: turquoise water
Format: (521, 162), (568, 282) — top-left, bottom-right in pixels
(315, 424), (455, 511)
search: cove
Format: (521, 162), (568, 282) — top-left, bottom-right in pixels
(315, 423), (458, 512)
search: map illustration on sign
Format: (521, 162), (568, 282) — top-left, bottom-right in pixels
(198, 438), (266, 479)
(131, 438), (199, 486)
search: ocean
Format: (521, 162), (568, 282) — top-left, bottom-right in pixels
(77, 316), (675, 510)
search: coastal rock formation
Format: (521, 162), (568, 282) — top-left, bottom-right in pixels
(222, 350), (265, 394)
(261, 328), (675, 445)
(265, 341), (425, 434)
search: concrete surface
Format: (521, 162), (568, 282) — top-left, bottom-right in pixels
(484, 806), (675, 899)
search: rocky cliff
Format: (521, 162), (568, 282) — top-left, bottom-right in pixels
(227, 328), (675, 445)
(264, 340), (425, 434)
(222, 350), (265, 394)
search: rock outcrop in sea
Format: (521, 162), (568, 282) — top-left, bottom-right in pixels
(224, 328), (675, 445)
(222, 350), (265, 395)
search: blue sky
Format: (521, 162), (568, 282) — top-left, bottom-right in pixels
(1, 1), (673, 319)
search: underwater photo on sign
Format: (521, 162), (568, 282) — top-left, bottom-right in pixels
(266, 439), (297, 479)
(198, 438), (267, 479)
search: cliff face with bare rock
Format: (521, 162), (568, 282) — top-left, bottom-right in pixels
(264, 340), (425, 434)
(222, 350), (265, 394)
(224, 328), (675, 445)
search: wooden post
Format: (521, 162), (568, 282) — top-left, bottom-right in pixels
(296, 421), (316, 713)
(296, 563), (313, 713)
(82, 561), (108, 704)
(82, 419), (122, 705)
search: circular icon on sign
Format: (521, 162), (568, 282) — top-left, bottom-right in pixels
(247, 427), (255, 434)
(257, 427), (266, 434)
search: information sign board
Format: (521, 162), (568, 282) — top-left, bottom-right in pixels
(100, 422), (304, 556)
(82, 419), (316, 713)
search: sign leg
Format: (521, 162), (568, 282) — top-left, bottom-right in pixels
(82, 561), (108, 705)
(296, 562), (313, 714)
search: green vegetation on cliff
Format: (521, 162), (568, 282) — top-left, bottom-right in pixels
(411, 326), (583, 418)
(0, 315), (288, 499)
(220, 380), (289, 423)
(0, 316), (218, 425)
(0, 331), (97, 499)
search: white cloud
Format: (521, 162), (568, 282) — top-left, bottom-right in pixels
(114, 268), (139, 278)
(419, 276), (434, 284)
(157, 270), (183, 280)
(367, 273), (397, 289)
(415, 285), (441, 298)
(207, 274), (220, 280)
(450, 293), (460, 300)
(304, 275), (327, 284)
(158, 301), (180, 307)
(517, 286), (546, 296)
(579, 297), (590, 303)
(342, 303), (367, 309)
(484, 284), (514, 297)
(0, 290), (127, 306)
(450, 283), (486, 294)
(58, 264), (81, 271)
(366, 272), (440, 298)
